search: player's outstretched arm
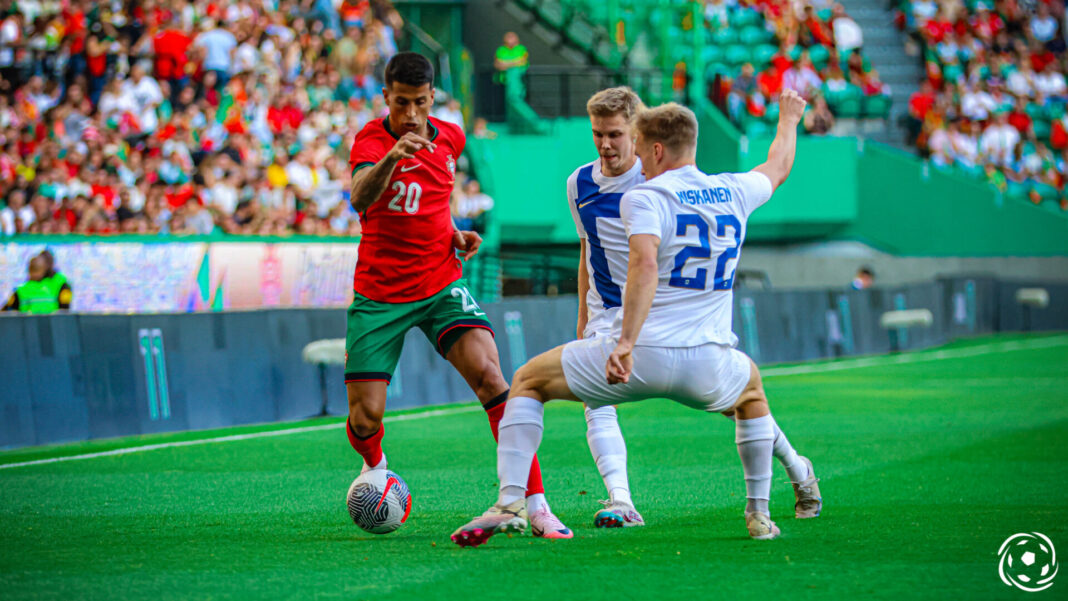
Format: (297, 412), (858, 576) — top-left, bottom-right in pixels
(606, 233), (660, 384)
(350, 132), (437, 212)
(752, 89), (806, 192)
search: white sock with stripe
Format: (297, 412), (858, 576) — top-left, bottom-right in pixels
(736, 414), (775, 516)
(497, 396), (544, 508)
(585, 405), (632, 506)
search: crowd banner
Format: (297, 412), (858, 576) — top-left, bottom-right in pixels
(1, 240), (358, 312)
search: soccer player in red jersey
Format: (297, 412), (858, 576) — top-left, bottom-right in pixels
(344, 52), (571, 538)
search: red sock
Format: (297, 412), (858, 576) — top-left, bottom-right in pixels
(346, 419), (384, 468)
(484, 393), (545, 497)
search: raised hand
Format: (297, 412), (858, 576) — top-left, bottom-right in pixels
(778, 89), (808, 127)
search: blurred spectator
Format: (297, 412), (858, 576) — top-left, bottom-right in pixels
(3, 254), (71, 313)
(898, 0), (1068, 207)
(450, 174), (493, 233)
(851, 266), (874, 290)
(0, 0), (438, 237)
(434, 98), (464, 129)
(804, 95), (836, 134)
(494, 31), (528, 82)
(832, 4), (864, 53)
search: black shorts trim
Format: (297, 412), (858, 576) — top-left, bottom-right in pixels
(345, 371), (393, 384)
(436, 319), (495, 357)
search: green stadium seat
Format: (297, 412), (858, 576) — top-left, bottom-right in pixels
(762, 102), (780, 124)
(1005, 180), (1031, 202)
(730, 8), (762, 28)
(752, 44), (778, 66)
(817, 8), (833, 21)
(955, 163), (984, 179)
(942, 63), (963, 82)
(702, 44), (725, 64)
(1047, 102), (1067, 120)
(1032, 119), (1052, 141)
(808, 45), (831, 70)
(863, 94), (892, 118)
(1025, 103), (1046, 120)
(705, 62), (731, 79)
(834, 96), (863, 118)
(1032, 181), (1060, 203)
(726, 44), (751, 66)
(739, 26), (772, 46)
(712, 28), (738, 45)
(788, 45), (802, 62)
(744, 119), (772, 137)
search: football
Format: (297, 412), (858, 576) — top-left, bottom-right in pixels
(346, 470), (412, 534)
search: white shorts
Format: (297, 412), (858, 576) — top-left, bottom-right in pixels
(561, 336), (753, 413)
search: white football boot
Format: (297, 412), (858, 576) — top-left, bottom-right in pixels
(451, 499), (527, 547)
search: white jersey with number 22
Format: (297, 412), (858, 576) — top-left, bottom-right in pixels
(616, 165), (773, 348)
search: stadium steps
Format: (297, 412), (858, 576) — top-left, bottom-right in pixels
(837, 0), (923, 149)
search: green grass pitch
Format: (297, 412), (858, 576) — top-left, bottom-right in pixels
(1, 333), (1066, 600)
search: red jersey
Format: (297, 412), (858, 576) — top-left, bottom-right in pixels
(348, 116), (464, 302)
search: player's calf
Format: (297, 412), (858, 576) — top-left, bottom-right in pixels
(346, 381), (389, 470)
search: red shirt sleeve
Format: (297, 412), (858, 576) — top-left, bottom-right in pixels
(349, 122), (389, 176)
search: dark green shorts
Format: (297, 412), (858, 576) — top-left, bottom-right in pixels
(344, 278), (494, 384)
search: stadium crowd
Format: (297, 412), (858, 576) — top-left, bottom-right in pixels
(713, 0), (892, 135)
(898, 0), (1068, 207)
(0, 0), (492, 237)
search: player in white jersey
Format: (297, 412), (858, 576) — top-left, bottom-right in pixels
(451, 90), (819, 546)
(567, 87), (648, 528)
(565, 88), (815, 529)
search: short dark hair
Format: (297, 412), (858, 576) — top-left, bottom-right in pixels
(384, 52), (434, 88)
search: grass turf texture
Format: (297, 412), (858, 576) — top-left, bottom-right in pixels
(1, 333), (1066, 600)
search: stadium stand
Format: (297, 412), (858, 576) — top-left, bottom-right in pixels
(0, 0), (491, 237)
(705, 1), (893, 137)
(895, 0), (1068, 209)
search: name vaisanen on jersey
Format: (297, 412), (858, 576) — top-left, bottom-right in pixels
(674, 187), (733, 206)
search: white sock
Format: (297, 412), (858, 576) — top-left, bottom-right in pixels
(525, 493), (549, 514)
(497, 396), (544, 507)
(771, 418), (810, 483)
(736, 414), (775, 516)
(585, 405), (632, 505)
(727, 414), (810, 484)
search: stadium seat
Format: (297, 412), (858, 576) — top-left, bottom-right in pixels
(863, 94), (892, 118)
(834, 96), (863, 118)
(712, 28), (738, 45)
(703, 44), (725, 64)
(808, 44), (831, 70)
(1032, 120), (1052, 141)
(762, 102), (780, 124)
(730, 8), (762, 28)
(752, 44), (778, 67)
(739, 26), (773, 46)
(726, 45), (751, 66)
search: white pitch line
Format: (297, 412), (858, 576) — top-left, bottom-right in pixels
(2, 336), (1065, 472)
(0, 405), (483, 471)
(761, 335), (1068, 377)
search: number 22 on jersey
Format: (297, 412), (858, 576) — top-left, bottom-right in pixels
(388, 181), (422, 214)
(668, 214), (742, 291)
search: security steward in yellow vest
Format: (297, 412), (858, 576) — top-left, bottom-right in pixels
(3, 255), (72, 314)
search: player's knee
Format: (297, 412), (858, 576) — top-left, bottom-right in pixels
(470, 359), (507, 400)
(733, 388), (769, 420)
(348, 407), (383, 437)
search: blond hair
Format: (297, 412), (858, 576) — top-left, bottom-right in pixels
(634, 103), (698, 153)
(586, 87), (643, 122)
